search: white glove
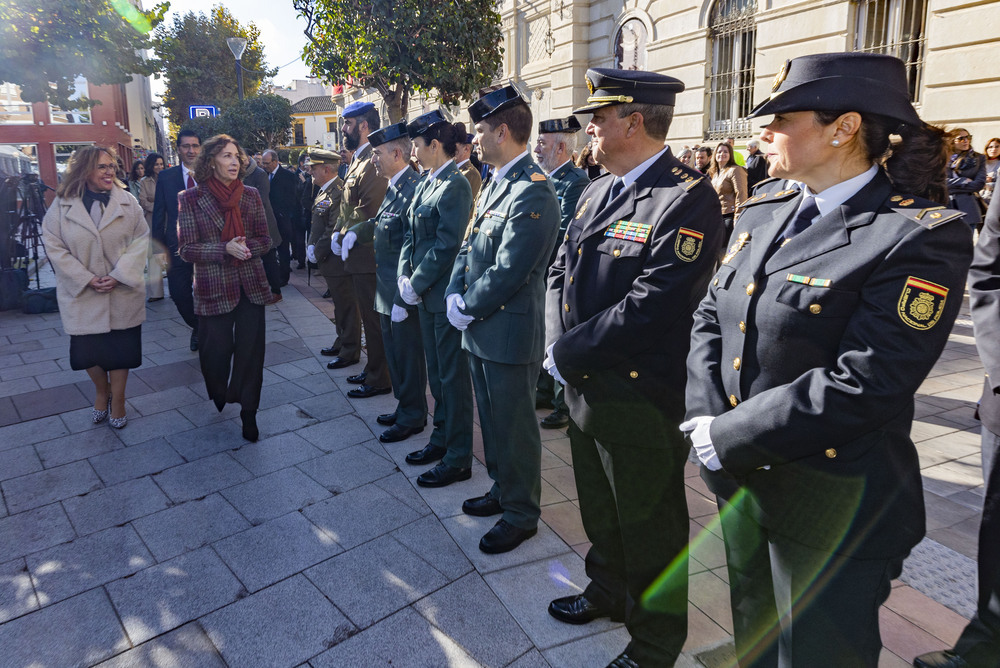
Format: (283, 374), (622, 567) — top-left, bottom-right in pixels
(340, 231), (357, 261)
(543, 342), (567, 385)
(679, 416), (721, 471)
(446, 293), (475, 330)
(391, 304), (409, 322)
(330, 232), (342, 256)
(306, 245), (317, 264)
(397, 276), (421, 305)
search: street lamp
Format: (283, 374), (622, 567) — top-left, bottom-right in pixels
(226, 37), (247, 101)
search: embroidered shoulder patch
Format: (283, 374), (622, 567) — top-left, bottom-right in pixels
(898, 276), (948, 330)
(605, 220), (652, 243)
(530, 173), (547, 182)
(675, 227), (704, 262)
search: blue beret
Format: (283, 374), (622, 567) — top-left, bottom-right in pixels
(573, 68), (684, 114)
(343, 101), (376, 118)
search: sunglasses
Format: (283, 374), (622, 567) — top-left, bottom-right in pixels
(955, 135), (972, 141)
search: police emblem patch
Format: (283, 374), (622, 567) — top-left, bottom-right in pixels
(721, 231), (749, 264)
(898, 276), (948, 330)
(772, 60), (790, 92)
(675, 228), (704, 262)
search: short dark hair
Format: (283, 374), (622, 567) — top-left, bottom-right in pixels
(176, 129), (201, 147)
(360, 107), (381, 133)
(193, 134), (248, 184)
(615, 103), (674, 141)
(483, 104), (532, 145)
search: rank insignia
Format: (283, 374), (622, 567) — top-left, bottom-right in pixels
(772, 59), (790, 92)
(575, 197), (591, 220)
(898, 276), (948, 330)
(530, 173), (547, 182)
(605, 220), (653, 243)
(890, 195), (903, 202)
(721, 231), (750, 264)
(530, 212), (541, 219)
(675, 227), (704, 262)
(900, 198), (914, 206)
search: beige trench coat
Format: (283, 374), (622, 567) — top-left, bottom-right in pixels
(42, 187), (149, 335)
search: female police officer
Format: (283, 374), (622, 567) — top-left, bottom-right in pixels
(682, 53), (973, 667)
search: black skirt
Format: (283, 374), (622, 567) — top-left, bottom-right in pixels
(69, 325), (142, 371)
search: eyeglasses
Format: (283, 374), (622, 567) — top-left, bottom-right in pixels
(956, 135), (972, 141)
(179, 143), (200, 150)
(95, 163), (116, 172)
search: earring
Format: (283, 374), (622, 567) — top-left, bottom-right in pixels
(832, 139), (840, 147)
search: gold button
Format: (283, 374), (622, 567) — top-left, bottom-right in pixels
(825, 448), (837, 459)
(746, 282), (755, 296)
(583, 374), (589, 379)
(729, 394), (738, 407)
(613, 249), (621, 257)
(565, 233), (569, 241)
(384, 224), (389, 229)
(733, 357), (741, 370)
(564, 303), (570, 312)
(569, 276), (574, 284)
(629, 370), (638, 379)
(577, 248), (582, 255)
(809, 303), (822, 314)
(465, 266), (469, 272)
(739, 321), (746, 333)
(473, 227), (479, 233)
(500, 305), (505, 310)
(464, 284), (468, 289)
(713, 278), (719, 286)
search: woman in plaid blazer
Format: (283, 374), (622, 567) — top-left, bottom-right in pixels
(178, 134), (272, 441)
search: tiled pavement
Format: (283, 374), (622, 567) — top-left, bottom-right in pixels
(0, 265), (985, 667)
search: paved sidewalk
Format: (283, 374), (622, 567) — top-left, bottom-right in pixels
(0, 266), (984, 668)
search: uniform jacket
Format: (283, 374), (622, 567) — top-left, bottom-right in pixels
(546, 148), (723, 442)
(685, 171), (972, 558)
(449, 153), (560, 365)
(459, 160), (483, 203)
(350, 166), (421, 315)
(399, 162), (472, 313)
(308, 178), (346, 279)
(339, 143), (388, 275)
(971, 192), (1000, 434)
(42, 188), (149, 335)
(548, 160), (589, 263)
(243, 162), (281, 249)
(949, 151), (987, 227)
(176, 185), (272, 317)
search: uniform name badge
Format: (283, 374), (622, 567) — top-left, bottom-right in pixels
(675, 227), (704, 262)
(898, 276), (948, 330)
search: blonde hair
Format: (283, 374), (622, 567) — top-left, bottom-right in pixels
(55, 146), (125, 199)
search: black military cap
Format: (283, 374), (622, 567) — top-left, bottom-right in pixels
(538, 116), (582, 134)
(748, 52), (922, 127)
(407, 110), (448, 139)
(469, 85), (528, 124)
(369, 121), (408, 147)
(573, 68), (684, 114)
(304, 148), (340, 166)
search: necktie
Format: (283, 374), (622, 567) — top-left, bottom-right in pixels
(186, 173), (195, 189)
(607, 178), (624, 207)
(269, 171), (274, 182)
(779, 196), (819, 243)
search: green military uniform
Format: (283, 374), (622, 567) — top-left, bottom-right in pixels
(308, 174), (350, 349)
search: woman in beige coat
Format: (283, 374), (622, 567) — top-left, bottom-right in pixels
(138, 152), (165, 301)
(709, 142), (748, 246)
(42, 146), (149, 428)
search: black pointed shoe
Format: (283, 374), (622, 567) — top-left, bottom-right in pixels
(405, 444), (447, 465)
(548, 594), (622, 625)
(320, 345), (340, 356)
(347, 385), (391, 398)
(377, 412), (397, 426)
(416, 462), (471, 488)
(190, 331), (199, 352)
(240, 410), (259, 442)
(607, 652), (640, 668)
(913, 652), (970, 668)
(540, 409), (569, 429)
(462, 494), (502, 517)
(379, 423), (424, 443)
(346, 371), (367, 384)
(479, 519), (536, 554)
(326, 356), (358, 369)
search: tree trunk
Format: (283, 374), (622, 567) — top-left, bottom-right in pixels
(380, 82), (409, 123)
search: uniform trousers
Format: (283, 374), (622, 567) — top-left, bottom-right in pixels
(276, 215), (293, 284)
(468, 355), (542, 529)
(535, 370), (567, 412)
(379, 311), (427, 428)
(261, 249), (281, 294)
(352, 272), (390, 388)
(197, 292), (265, 412)
(417, 307), (473, 469)
(950, 426), (1000, 666)
(323, 272), (359, 360)
(166, 255), (197, 329)
(567, 419), (689, 667)
(716, 489), (903, 668)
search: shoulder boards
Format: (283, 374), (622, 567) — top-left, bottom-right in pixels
(741, 187), (800, 208)
(888, 196), (965, 228)
(529, 172), (547, 182)
(751, 176), (782, 191)
(668, 164), (705, 191)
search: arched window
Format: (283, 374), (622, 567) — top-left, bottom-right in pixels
(853, 0), (928, 102)
(707, 0), (757, 140)
(615, 19), (648, 71)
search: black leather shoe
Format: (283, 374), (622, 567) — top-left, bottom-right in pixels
(347, 384), (391, 398)
(320, 345), (340, 357)
(379, 423), (424, 443)
(607, 652), (640, 668)
(377, 412), (397, 426)
(240, 410), (258, 442)
(190, 331), (198, 352)
(417, 462), (471, 488)
(540, 409), (569, 429)
(462, 494), (502, 517)
(347, 371), (367, 384)
(326, 357), (358, 369)
(548, 594), (621, 625)
(479, 519), (537, 554)
(405, 444), (447, 465)
(322, 289), (331, 298)
(914, 651), (969, 668)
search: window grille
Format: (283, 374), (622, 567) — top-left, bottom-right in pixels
(707, 0), (757, 141)
(853, 0), (927, 102)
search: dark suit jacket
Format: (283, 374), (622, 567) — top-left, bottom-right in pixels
(151, 165), (188, 254)
(685, 171), (972, 558)
(546, 148), (723, 441)
(972, 191), (1000, 433)
(243, 164), (280, 248)
(176, 185), (272, 316)
(268, 166), (298, 223)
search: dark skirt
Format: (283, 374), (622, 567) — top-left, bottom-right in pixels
(69, 325), (142, 371)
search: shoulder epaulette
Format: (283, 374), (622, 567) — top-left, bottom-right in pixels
(667, 163), (706, 191)
(887, 195), (965, 228)
(524, 163), (547, 183)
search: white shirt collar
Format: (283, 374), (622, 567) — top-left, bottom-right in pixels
(268, 165), (279, 176)
(492, 149), (531, 183)
(316, 176), (336, 192)
(548, 159), (572, 177)
(802, 164), (878, 218)
(457, 158), (471, 168)
(182, 164), (195, 184)
(429, 159), (454, 181)
(389, 165), (410, 187)
(619, 147), (668, 189)
(353, 142), (370, 161)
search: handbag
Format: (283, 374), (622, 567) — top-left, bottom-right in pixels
(21, 287), (58, 314)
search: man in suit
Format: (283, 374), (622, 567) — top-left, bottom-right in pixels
(532, 115), (589, 430)
(261, 150), (299, 285)
(242, 155), (282, 303)
(744, 139), (769, 190)
(445, 86), (560, 554)
(329, 101), (391, 397)
(152, 129), (202, 351)
(916, 192), (1000, 668)
(544, 69), (724, 668)
(344, 122), (428, 443)
(305, 150), (349, 346)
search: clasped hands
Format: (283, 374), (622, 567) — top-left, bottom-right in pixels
(445, 293), (474, 330)
(88, 275), (119, 293)
(330, 230), (358, 261)
(225, 236), (251, 261)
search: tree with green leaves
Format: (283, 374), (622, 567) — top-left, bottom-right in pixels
(219, 94), (293, 154)
(294, 0), (504, 122)
(152, 6), (276, 129)
(0, 0), (168, 109)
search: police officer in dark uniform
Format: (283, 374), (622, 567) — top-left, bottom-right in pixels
(344, 122), (428, 443)
(683, 53), (973, 667)
(446, 86), (560, 554)
(533, 115), (589, 429)
(544, 69), (724, 668)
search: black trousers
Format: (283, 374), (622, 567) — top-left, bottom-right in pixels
(197, 293), (265, 412)
(166, 255), (197, 329)
(276, 215), (293, 284)
(261, 249), (281, 294)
